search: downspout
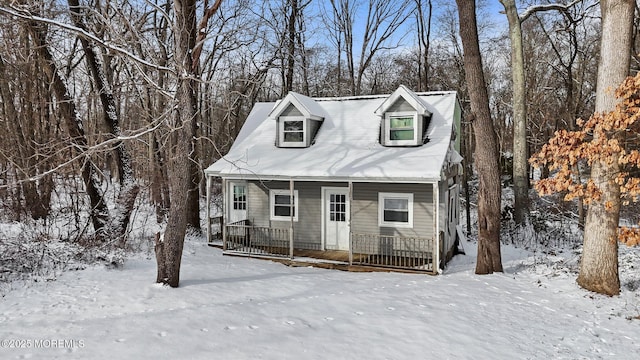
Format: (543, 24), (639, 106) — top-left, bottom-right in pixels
(433, 182), (440, 274)
(289, 178), (294, 259)
(206, 175), (212, 243)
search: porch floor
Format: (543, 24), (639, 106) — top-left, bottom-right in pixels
(207, 242), (435, 274)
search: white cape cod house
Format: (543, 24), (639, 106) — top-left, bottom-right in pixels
(204, 85), (463, 273)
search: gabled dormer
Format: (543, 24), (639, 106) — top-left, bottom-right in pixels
(269, 92), (326, 148)
(375, 85), (432, 147)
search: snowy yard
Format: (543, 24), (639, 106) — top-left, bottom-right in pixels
(0, 236), (638, 360)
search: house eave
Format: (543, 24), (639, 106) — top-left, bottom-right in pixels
(204, 172), (441, 184)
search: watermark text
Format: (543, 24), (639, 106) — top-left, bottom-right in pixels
(1, 339), (85, 349)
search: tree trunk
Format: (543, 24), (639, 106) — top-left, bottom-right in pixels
(456, 0), (503, 274)
(500, 0), (528, 225)
(285, 0), (298, 93)
(186, 136), (201, 231)
(68, 0), (140, 246)
(416, 0), (432, 91)
(151, 133), (171, 223)
(156, 0), (199, 287)
(148, 4), (171, 224)
(577, 0), (634, 296)
(26, 16), (110, 241)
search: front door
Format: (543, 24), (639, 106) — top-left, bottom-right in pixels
(323, 187), (350, 250)
(228, 182), (247, 223)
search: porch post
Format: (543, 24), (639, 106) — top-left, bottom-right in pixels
(348, 181), (353, 265)
(433, 182), (440, 274)
(222, 178), (227, 251)
(289, 178), (294, 259)
(206, 175), (212, 243)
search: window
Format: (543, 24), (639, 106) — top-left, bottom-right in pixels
(232, 185), (246, 210)
(378, 192), (413, 227)
(389, 116), (415, 141)
(279, 116), (306, 147)
(270, 189), (299, 221)
(384, 112), (419, 146)
(329, 193), (347, 222)
(283, 120), (304, 142)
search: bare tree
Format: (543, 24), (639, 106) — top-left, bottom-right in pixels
(415, 0), (432, 91)
(0, 48), (55, 221)
(500, 0), (584, 226)
(500, 0), (528, 225)
(155, 0), (199, 287)
(528, 3), (599, 227)
(456, 0), (503, 274)
(20, 8), (111, 242)
(326, 0), (411, 95)
(67, 0), (140, 246)
(155, 0), (221, 287)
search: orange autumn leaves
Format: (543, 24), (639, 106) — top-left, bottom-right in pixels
(530, 72), (640, 246)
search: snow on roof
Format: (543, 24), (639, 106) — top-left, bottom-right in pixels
(374, 85), (432, 116)
(269, 92), (330, 121)
(205, 90), (459, 182)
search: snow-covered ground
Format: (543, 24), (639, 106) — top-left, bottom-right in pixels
(0, 236), (638, 360)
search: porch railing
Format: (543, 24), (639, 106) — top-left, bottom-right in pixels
(351, 233), (435, 272)
(225, 223), (290, 257)
(223, 225), (436, 272)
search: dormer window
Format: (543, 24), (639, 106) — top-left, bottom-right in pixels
(386, 112), (418, 145)
(280, 117), (306, 146)
(375, 85), (432, 147)
(270, 92), (327, 148)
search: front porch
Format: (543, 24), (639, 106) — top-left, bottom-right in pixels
(208, 220), (438, 274)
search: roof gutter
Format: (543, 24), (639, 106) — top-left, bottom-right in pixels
(205, 173), (441, 184)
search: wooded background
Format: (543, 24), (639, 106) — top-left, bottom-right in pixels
(0, 0), (638, 289)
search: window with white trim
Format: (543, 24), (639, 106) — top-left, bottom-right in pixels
(384, 112), (419, 146)
(378, 192), (413, 227)
(279, 116), (306, 147)
(270, 189), (299, 221)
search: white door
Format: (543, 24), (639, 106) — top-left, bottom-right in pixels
(323, 187), (350, 250)
(228, 182), (247, 223)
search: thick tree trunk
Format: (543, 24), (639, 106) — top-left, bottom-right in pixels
(156, 0), (199, 287)
(578, 0), (634, 296)
(456, 0), (503, 274)
(500, 0), (528, 225)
